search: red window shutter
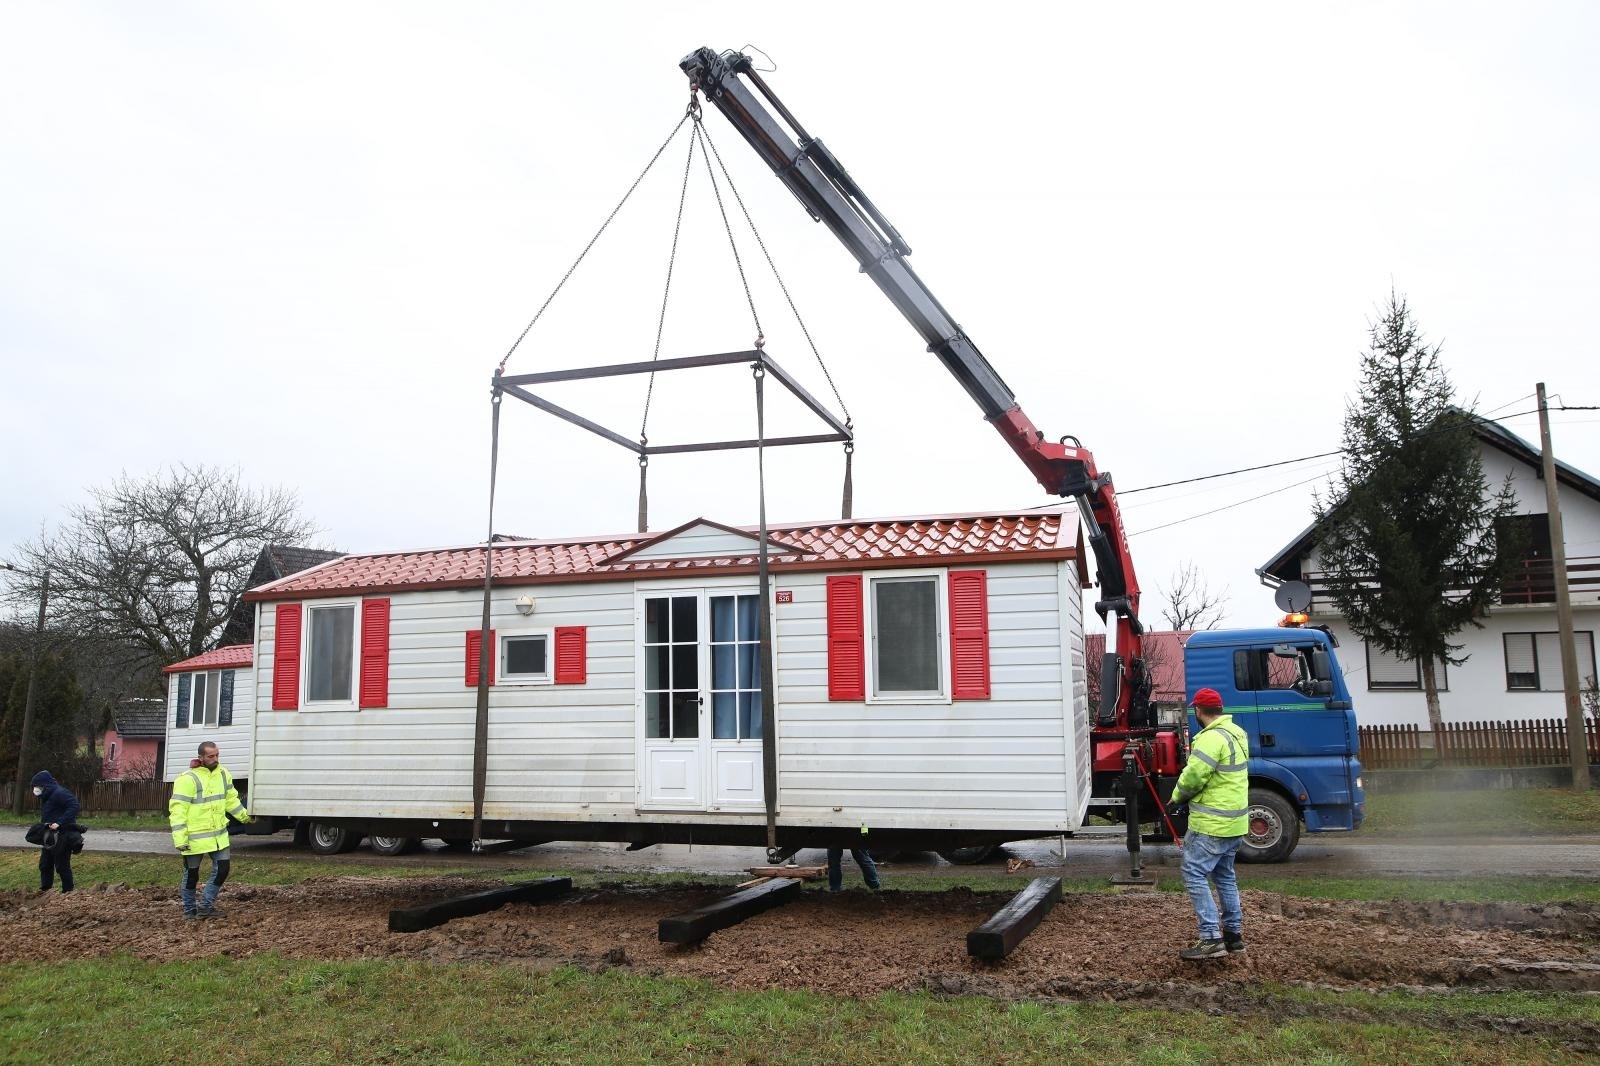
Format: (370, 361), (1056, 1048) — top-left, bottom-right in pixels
(359, 598), (390, 708)
(827, 575), (865, 701)
(465, 629), (496, 687)
(554, 626), (587, 684)
(949, 569), (991, 699)
(272, 604), (302, 710)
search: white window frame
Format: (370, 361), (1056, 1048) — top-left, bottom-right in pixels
(864, 568), (949, 704)
(1504, 630), (1597, 692)
(1362, 641), (1449, 692)
(190, 669), (222, 727)
(300, 598), (360, 711)
(499, 628), (555, 685)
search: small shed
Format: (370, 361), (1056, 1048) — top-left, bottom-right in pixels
(240, 509), (1091, 852)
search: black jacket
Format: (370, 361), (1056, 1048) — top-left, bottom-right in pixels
(31, 771), (80, 828)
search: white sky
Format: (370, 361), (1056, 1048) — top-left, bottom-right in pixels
(2, 1), (1597, 631)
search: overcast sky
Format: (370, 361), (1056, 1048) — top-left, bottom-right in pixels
(3, 2), (1597, 631)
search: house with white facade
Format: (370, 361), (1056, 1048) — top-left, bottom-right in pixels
(1260, 419), (1600, 727)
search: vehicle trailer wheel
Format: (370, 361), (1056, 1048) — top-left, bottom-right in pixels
(367, 834), (421, 856)
(938, 845), (997, 865)
(1237, 789), (1299, 863)
(307, 822), (362, 855)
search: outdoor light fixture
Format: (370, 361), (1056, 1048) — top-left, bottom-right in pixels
(515, 595), (536, 616)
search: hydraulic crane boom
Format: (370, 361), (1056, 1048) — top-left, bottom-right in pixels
(681, 46), (1152, 729)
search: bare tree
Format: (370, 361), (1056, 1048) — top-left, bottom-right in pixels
(5, 465), (317, 677)
(1158, 561), (1229, 631)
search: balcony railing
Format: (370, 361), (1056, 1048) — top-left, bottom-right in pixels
(1300, 555), (1600, 609)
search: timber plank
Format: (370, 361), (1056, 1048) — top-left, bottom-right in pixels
(659, 877), (802, 945)
(966, 877), (1062, 960)
(389, 876), (572, 933)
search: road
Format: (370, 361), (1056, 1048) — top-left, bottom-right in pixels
(5, 826), (1599, 880)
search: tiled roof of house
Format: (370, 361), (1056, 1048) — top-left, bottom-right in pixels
(1086, 630), (1193, 703)
(111, 699), (168, 739)
(245, 510), (1077, 601)
(163, 644), (253, 674)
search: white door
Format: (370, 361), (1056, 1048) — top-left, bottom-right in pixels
(639, 589), (766, 811)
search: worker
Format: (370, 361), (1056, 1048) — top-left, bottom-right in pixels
(1169, 687), (1249, 960)
(31, 770), (80, 894)
(827, 826), (880, 891)
(169, 741), (250, 919)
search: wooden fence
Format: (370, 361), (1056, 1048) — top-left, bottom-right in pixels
(0, 779), (170, 815)
(1359, 718), (1600, 770)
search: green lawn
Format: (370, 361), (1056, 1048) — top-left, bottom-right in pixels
(1, 955), (1592, 1065)
(1360, 787), (1600, 838)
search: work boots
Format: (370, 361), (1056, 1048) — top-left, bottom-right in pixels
(1223, 931), (1246, 954)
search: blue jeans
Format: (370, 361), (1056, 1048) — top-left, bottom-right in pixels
(181, 847), (231, 913)
(826, 848), (880, 891)
(1181, 831), (1243, 940)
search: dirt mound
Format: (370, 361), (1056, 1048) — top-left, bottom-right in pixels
(4, 878), (1598, 1004)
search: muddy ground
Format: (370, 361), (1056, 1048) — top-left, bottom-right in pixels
(5, 876), (1600, 1043)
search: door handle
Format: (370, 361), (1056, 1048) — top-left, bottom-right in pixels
(1260, 733), (1276, 747)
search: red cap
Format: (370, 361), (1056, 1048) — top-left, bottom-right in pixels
(1190, 687), (1224, 710)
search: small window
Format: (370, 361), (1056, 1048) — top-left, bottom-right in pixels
(870, 574), (943, 698)
(500, 632), (552, 683)
(191, 671), (221, 726)
(1363, 641), (1449, 692)
(305, 603), (357, 705)
(1504, 631), (1596, 692)
(109, 741), (117, 761)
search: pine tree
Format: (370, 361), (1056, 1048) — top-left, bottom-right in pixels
(1314, 292), (1521, 731)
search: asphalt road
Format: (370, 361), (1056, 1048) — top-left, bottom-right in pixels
(5, 826), (1598, 880)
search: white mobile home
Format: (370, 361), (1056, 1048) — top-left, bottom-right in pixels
(162, 645), (255, 783)
(241, 511), (1090, 855)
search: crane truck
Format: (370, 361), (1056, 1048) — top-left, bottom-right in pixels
(680, 46), (1365, 862)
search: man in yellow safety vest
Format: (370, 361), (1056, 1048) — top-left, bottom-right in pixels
(169, 741), (249, 919)
(1169, 687), (1250, 960)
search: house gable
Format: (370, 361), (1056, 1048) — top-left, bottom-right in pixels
(601, 517), (807, 565)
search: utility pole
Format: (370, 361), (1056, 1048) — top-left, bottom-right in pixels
(1536, 383), (1590, 791)
(4, 566), (50, 814)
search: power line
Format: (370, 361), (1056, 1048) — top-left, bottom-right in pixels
(1129, 471), (1331, 538)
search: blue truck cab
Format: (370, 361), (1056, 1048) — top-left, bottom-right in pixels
(1181, 627), (1366, 862)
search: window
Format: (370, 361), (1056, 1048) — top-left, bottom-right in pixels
(1504, 631), (1597, 691)
(643, 594), (699, 739)
(109, 742), (117, 761)
(500, 631), (552, 684)
(869, 574), (944, 699)
(1363, 642), (1448, 692)
(711, 593), (761, 740)
(305, 602), (357, 706)
(190, 670), (222, 726)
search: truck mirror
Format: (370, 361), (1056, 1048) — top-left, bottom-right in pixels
(1310, 647), (1333, 680)
(1271, 644), (1298, 658)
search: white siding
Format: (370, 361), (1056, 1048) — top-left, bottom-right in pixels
(164, 667), (255, 783)
(250, 559), (1087, 834)
(626, 524), (799, 561)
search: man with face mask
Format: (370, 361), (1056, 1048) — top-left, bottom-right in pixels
(31, 771), (80, 893)
(169, 741), (249, 919)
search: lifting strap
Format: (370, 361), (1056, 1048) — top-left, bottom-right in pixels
(471, 388), (504, 851)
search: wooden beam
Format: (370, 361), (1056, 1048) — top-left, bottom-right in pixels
(744, 865), (826, 881)
(966, 877), (1063, 960)
(388, 877), (572, 933)
(658, 877), (802, 945)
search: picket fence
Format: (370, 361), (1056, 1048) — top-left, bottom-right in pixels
(1359, 718), (1600, 770)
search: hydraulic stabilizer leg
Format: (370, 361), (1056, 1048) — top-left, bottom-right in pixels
(1122, 741), (1142, 880)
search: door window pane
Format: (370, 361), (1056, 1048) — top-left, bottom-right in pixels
(672, 693), (699, 739)
(712, 645), (735, 689)
(646, 692), (670, 739)
(672, 644), (698, 689)
(874, 577), (939, 693)
(740, 691), (762, 740)
(671, 597), (696, 642)
(307, 605), (355, 702)
(713, 692), (737, 739)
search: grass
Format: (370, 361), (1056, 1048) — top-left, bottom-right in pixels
(1359, 787), (1600, 838)
(0, 955), (1592, 1065)
(0, 810), (170, 831)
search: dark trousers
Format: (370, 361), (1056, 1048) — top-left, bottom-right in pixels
(826, 847), (880, 891)
(39, 840), (74, 893)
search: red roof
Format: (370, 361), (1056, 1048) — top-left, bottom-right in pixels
(1086, 630), (1193, 703)
(164, 644), (253, 674)
(245, 510), (1079, 602)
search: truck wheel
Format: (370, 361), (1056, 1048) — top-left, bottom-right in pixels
(938, 845), (997, 865)
(368, 834), (421, 856)
(307, 822), (362, 855)
(1237, 789), (1299, 864)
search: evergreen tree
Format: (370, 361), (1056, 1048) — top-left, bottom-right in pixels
(1, 650), (96, 793)
(1314, 292), (1521, 731)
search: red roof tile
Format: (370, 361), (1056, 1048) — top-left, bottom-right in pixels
(245, 510), (1076, 601)
(164, 644), (254, 674)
